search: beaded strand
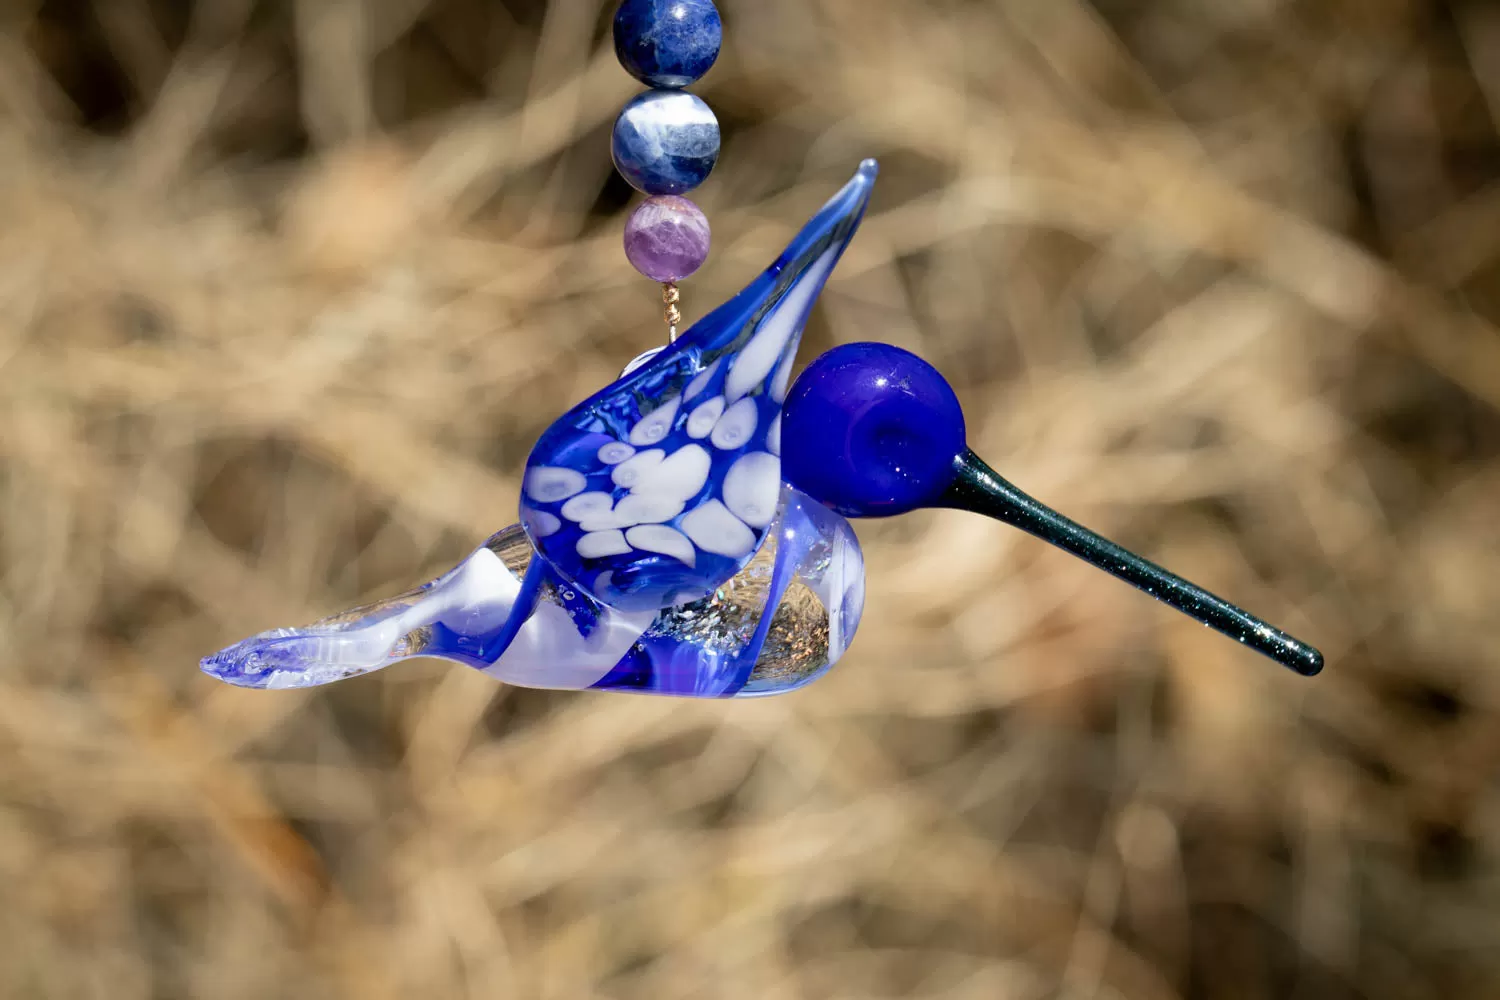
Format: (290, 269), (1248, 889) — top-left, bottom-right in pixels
(610, 0), (722, 340)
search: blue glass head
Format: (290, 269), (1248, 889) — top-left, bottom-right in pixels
(520, 161), (878, 612)
(782, 343), (966, 517)
(779, 341), (1325, 677)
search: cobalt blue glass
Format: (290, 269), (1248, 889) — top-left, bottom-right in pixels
(521, 161), (878, 612)
(613, 0), (723, 89)
(781, 342), (967, 517)
(612, 90), (720, 196)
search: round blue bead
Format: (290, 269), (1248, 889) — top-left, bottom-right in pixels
(782, 343), (968, 518)
(612, 90), (720, 196)
(613, 0), (723, 89)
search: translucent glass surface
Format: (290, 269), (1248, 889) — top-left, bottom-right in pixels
(200, 488), (863, 699)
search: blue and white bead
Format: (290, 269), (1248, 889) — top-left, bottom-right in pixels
(613, 0), (723, 89)
(612, 90), (720, 196)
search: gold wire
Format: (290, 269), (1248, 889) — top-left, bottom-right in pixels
(663, 282), (681, 341)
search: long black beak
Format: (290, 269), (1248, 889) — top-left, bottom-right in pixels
(940, 450), (1323, 676)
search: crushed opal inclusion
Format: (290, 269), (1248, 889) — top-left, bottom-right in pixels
(521, 160), (877, 612)
(200, 487), (863, 699)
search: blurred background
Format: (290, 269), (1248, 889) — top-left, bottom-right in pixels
(2, 0), (1499, 997)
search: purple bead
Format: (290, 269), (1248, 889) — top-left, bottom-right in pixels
(623, 195), (712, 282)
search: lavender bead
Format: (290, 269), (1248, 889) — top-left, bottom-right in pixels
(624, 196), (712, 282)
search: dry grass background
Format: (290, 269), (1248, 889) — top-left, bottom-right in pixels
(2, 0), (1499, 996)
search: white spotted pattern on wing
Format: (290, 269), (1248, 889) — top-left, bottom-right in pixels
(611, 449), (665, 489)
(578, 512), (628, 532)
(723, 451), (781, 528)
(628, 395), (681, 446)
(577, 530), (631, 559)
(626, 525), (698, 567)
(614, 493), (684, 526)
(632, 444), (710, 502)
(560, 492), (614, 523)
(685, 396), (725, 439)
(710, 397), (759, 450)
(524, 467), (587, 503)
(684, 358), (721, 400)
(680, 500), (756, 558)
(598, 441), (636, 465)
(723, 249), (838, 403)
(767, 413), (782, 456)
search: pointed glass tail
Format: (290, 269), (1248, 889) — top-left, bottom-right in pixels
(201, 489), (865, 697)
(942, 450), (1323, 676)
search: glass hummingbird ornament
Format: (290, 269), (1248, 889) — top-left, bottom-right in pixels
(201, 162), (879, 697)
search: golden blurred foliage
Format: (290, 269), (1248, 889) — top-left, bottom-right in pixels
(2, 0), (1499, 997)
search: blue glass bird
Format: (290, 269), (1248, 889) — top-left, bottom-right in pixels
(202, 162), (878, 697)
(202, 157), (1322, 698)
